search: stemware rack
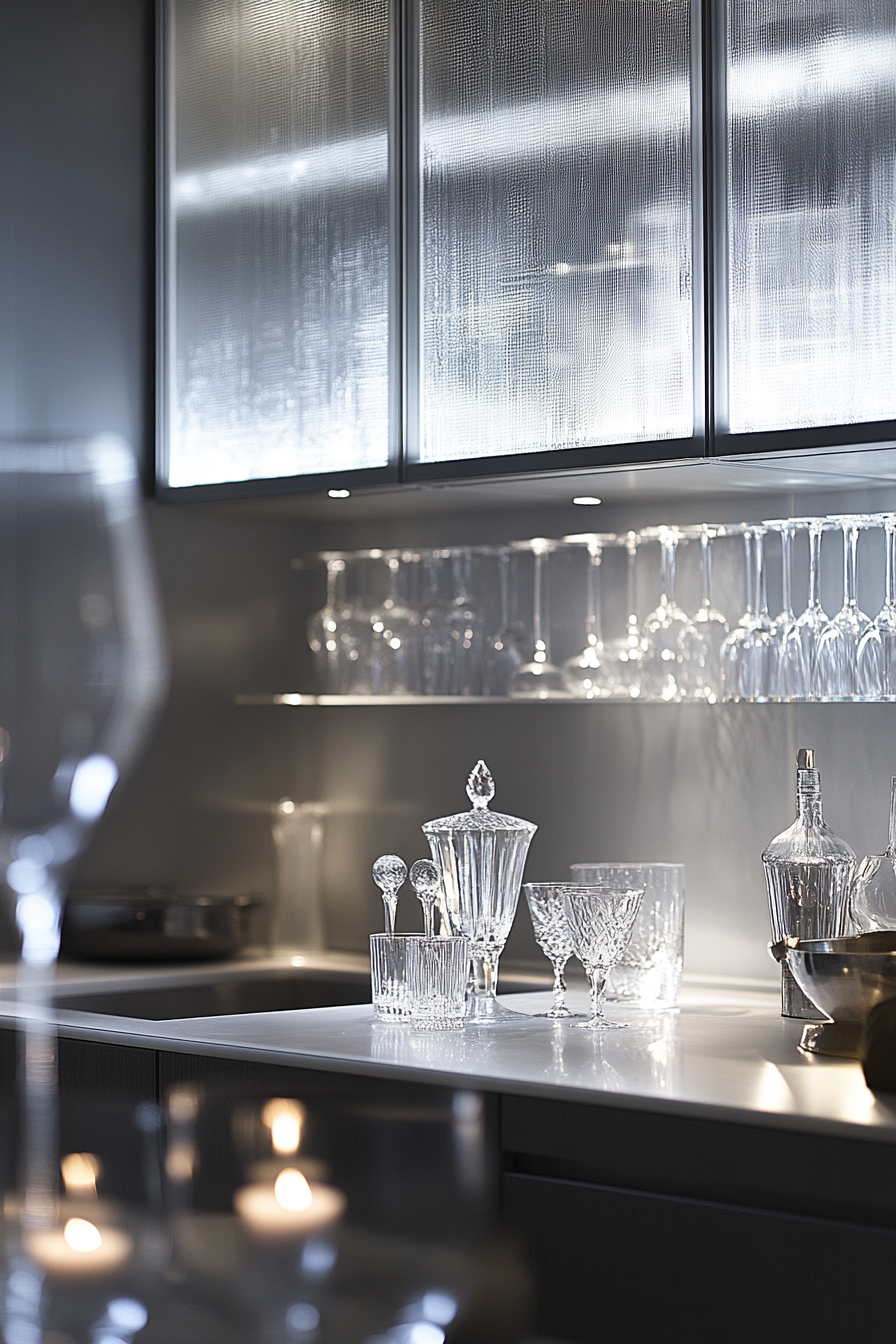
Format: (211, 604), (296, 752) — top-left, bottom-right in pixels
(244, 512), (896, 706)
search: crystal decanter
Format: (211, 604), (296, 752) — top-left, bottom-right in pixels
(422, 760), (536, 1024)
(762, 748), (856, 1018)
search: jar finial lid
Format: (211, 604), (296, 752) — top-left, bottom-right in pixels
(467, 760), (495, 810)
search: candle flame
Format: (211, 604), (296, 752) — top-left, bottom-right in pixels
(63, 1218), (103, 1253)
(60, 1152), (100, 1198)
(262, 1098), (304, 1155)
(274, 1168), (313, 1212)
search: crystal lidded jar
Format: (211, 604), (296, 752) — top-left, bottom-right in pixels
(422, 760), (536, 1025)
(762, 748), (856, 1019)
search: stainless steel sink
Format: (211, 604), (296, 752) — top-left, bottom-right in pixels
(53, 967), (372, 1020)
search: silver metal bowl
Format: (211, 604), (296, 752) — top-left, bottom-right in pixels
(783, 931), (896, 1057)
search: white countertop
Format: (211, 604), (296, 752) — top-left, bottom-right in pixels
(5, 970), (893, 1146)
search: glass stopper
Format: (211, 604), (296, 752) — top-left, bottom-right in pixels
(372, 854), (407, 894)
(466, 760), (495, 810)
(409, 858), (440, 898)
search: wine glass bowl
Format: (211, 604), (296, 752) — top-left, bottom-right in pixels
(561, 884), (643, 1030)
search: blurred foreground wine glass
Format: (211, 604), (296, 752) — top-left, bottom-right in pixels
(0, 438), (167, 1261)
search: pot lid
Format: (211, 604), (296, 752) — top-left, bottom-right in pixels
(422, 760), (537, 836)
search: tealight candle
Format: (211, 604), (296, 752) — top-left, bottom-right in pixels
(234, 1168), (345, 1239)
(26, 1217), (133, 1278)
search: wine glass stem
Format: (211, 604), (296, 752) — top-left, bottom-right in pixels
(17, 959), (59, 1231)
(843, 524), (859, 609)
(743, 532), (754, 618)
(551, 958), (569, 1013)
(588, 970), (607, 1024)
(533, 551), (551, 664)
(499, 551), (511, 628)
(586, 546), (603, 650)
(754, 532), (768, 619)
(626, 540), (638, 632)
(700, 533), (713, 609)
(807, 526), (822, 610)
(781, 530), (794, 619)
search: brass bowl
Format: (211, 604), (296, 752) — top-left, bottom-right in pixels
(783, 931), (896, 1057)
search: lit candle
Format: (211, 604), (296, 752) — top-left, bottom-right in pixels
(234, 1167), (345, 1239)
(26, 1217), (133, 1278)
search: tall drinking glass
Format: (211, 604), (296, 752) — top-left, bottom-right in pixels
(570, 863), (684, 1005)
(0, 437), (167, 1246)
(423, 761), (536, 1025)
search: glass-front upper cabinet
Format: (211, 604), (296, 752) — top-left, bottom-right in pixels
(409, 0), (697, 473)
(159, 0), (393, 492)
(722, 0), (896, 446)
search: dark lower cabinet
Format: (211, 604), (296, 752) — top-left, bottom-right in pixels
(503, 1171), (896, 1344)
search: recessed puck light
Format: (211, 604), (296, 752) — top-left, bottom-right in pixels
(327, 488), (351, 499)
(572, 495), (602, 506)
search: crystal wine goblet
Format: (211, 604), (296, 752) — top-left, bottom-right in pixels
(816, 514), (876, 700)
(639, 526), (690, 702)
(508, 539), (571, 698)
(856, 513), (896, 701)
(523, 883), (583, 1018)
(784, 516), (835, 701)
(678, 524), (729, 702)
(372, 854), (406, 934)
(604, 531), (644, 699)
(562, 533), (619, 698)
(306, 554), (347, 692)
(560, 884), (644, 1030)
(0, 436), (167, 1243)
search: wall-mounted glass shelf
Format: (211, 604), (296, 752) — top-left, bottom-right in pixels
(235, 693), (563, 705)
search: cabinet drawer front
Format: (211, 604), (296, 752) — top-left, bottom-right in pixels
(504, 1171), (896, 1344)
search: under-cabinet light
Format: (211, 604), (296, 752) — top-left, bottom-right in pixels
(327, 488), (351, 499)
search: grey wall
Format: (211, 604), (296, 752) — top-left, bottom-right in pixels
(2, 0), (895, 985)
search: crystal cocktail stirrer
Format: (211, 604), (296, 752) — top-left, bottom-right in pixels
(372, 854), (407, 934)
(410, 858), (441, 938)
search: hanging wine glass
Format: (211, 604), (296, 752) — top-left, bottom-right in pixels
(561, 533), (619, 699)
(678, 524), (729, 702)
(482, 548), (528, 696)
(420, 549), (452, 695)
(784, 516), (836, 701)
(0, 437), (167, 1251)
(816, 515), (876, 701)
(856, 513), (896, 701)
(334, 551), (378, 694)
(605, 531), (644, 699)
(763, 519), (809, 701)
(368, 551), (423, 695)
(307, 554), (346, 692)
(639, 526), (690, 702)
(720, 525), (754, 701)
(738, 524), (775, 702)
(508, 539), (571, 699)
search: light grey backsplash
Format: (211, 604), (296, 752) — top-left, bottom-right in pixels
(61, 483), (896, 987)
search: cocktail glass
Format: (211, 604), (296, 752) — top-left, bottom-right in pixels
(561, 884), (643, 1030)
(423, 761), (537, 1025)
(523, 883), (584, 1018)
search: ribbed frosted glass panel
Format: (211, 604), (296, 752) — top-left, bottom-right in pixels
(416, 1), (693, 465)
(165, 0), (390, 488)
(727, 2), (896, 435)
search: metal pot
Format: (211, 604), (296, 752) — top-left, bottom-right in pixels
(60, 887), (263, 962)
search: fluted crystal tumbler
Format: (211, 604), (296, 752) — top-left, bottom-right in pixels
(423, 761), (536, 1025)
(370, 933), (470, 1029)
